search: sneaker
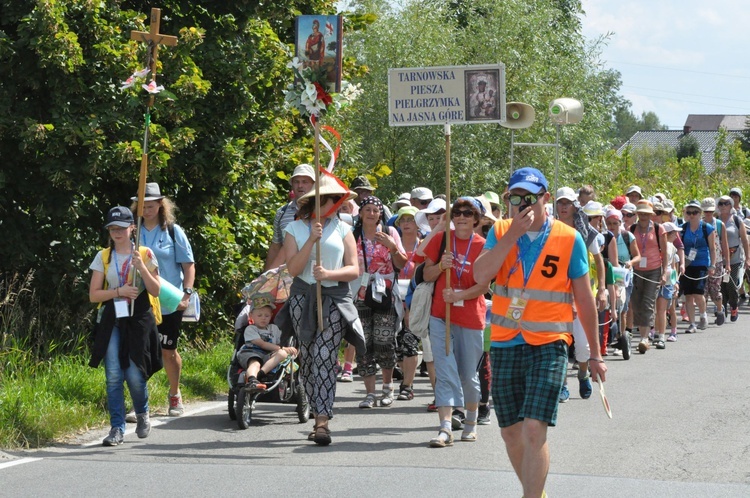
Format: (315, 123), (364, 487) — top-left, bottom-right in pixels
(685, 324), (697, 334)
(379, 387), (394, 407)
(654, 339), (666, 349)
(667, 332), (678, 342)
(135, 412), (151, 439)
(477, 404), (491, 425)
(359, 393), (377, 409)
(559, 385), (570, 403)
(451, 409), (465, 430)
(648, 329), (655, 341)
(339, 370), (353, 382)
(698, 316), (708, 330)
(715, 311), (725, 326)
(611, 348), (622, 356)
(731, 308), (739, 322)
(681, 307), (689, 322)
(168, 394), (184, 417)
(247, 379), (266, 391)
(427, 400), (438, 412)
(397, 385), (414, 401)
(578, 376), (592, 399)
(638, 339), (650, 354)
(125, 410), (137, 423)
(419, 361), (429, 377)
(102, 427), (124, 446)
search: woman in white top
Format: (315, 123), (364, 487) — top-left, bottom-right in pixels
(281, 172), (363, 446)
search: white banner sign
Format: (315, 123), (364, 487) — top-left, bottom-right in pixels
(388, 64), (505, 127)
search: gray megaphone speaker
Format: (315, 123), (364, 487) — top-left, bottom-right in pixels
(549, 98), (584, 125)
(501, 102), (536, 129)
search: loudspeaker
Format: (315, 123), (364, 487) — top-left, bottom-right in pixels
(549, 98), (584, 125)
(501, 102), (535, 129)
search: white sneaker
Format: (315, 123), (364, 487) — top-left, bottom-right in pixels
(168, 394), (184, 417)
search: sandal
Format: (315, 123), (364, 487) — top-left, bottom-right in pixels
(359, 393), (377, 409)
(461, 422), (478, 442)
(313, 424), (331, 446)
(429, 429), (454, 448)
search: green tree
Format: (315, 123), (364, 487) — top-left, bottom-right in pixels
(676, 134), (700, 160)
(343, 0), (626, 198)
(0, 0), (338, 348)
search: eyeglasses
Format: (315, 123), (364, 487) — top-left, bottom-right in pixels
(623, 212), (636, 218)
(451, 209), (475, 218)
(321, 195), (342, 204)
(654, 210), (665, 215)
(685, 210), (700, 216)
(718, 201), (732, 206)
(509, 193), (540, 206)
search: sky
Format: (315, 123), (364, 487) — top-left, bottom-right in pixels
(580, 0), (750, 129)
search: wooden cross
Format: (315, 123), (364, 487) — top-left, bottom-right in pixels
(130, 7), (178, 92)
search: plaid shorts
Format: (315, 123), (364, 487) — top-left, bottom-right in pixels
(490, 340), (568, 428)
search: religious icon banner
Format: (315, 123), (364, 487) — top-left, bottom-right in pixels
(295, 15), (344, 93)
(388, 64), (506, 126)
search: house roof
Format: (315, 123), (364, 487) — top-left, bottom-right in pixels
(617, 130), (745, 172)
(684, 114), (748, 131)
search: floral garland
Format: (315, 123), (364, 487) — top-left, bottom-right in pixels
(284, 57), (362, 117)
(120, 68), (165, 94)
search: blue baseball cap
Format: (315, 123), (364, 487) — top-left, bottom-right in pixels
(508, 167), (548, 194)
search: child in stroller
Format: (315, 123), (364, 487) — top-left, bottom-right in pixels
(236, 296), (296, 391)
(228, 295), (309, 429)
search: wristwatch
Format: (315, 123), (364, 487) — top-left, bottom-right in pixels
(184, 287), (194, 295)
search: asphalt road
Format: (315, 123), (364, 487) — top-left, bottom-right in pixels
(2, 307), (750, 497)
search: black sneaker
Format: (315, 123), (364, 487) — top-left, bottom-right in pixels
(477, 404), (491, 425)
(135, 413), (151, 439)
(715, 311), (725, 326)
(451, 409), (465, 430)
(102, 427), (124, 446)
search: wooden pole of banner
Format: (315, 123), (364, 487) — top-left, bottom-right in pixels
(129, 8), (178, 315)
(313, 120), (324, 332)
(444, 123), (452, 356)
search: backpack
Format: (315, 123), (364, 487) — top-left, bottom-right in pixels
(406, 233), (446, 338)
(100, 246), (162, 325)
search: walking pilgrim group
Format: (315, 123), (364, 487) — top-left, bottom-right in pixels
(89, 161), (750, 498)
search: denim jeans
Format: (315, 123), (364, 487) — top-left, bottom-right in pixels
(104, 326), (149, 431)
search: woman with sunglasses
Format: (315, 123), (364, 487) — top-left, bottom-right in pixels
(422, 197), (489, 447)
(280, 173), (364, 445)
(717, 194), (750, 322)
(679, 200), (716, 333)
(630, 200), (669, 353)
(352, 196), (408, 409)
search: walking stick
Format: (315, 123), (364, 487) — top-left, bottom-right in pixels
(444, 123), (452, 356)
(314, 120), (324, 332)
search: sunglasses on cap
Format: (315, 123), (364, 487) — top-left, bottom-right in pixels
(685, 210), (700, 216)
(451, 209), (476, 218)
(509, 193), (540, 206)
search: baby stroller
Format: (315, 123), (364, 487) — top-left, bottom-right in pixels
(226, 267), (310, 429)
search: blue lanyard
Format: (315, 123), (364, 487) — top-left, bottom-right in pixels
(142, 226), (161, 249)
(637, 221), (652, 253)
(509, 218), (551, 288)
(113, 250), (132, 288)
(452, 233), (474, 282)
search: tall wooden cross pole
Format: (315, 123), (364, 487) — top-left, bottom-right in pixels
(128, 8), (177, 312)
(130, 7), (178, 241)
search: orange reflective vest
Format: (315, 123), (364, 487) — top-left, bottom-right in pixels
(490, 219), (576, 346)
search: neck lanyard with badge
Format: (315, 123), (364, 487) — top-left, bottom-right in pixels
(505, 218), (551, 323)
(451, 233), (474, 307)
(113, 249), (132, 318)
(637, 221), (652, 269)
